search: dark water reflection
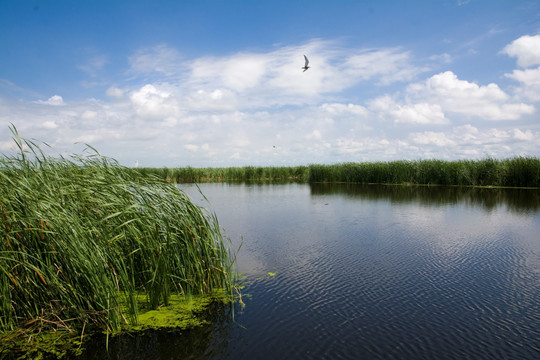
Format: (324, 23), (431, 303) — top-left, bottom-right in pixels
(311, 183), (540, 214)
(83, 183), (540, 359)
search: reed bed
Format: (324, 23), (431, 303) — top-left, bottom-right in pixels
(307, 158), (540, 187)
(135, 165), (310, 183)
(135, 158), (540, 188)
(0, 128), (235, 339)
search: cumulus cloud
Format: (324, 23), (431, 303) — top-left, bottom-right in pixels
(409, 131), (455, 146)
(185, 88), (238, 111)
(42, 121), (58, 129)
(369, 95), (448, 125)
(34, 95), (65, 106)
(408, 71), (535, 120)
(184, 40), (425, 107)
(502, 35), (540, 68)
(505, 65), (540, 102)
(405, 125), (538, 158)
(501, 35), (540, 102)
(2, 36), (540, 166)
(130, 84), (181, 120)
(320, 103), (368, 116)
(513, 128), (534, 141)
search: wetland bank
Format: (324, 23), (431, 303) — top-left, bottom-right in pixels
(1, 130), (540, 359)
(0, 130), (237, 359)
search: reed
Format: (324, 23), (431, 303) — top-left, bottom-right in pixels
(136, 158), (539, 188)
(0, 126), (236, 338)
(135, 165), (310, 183)
(307, 158), (540, 187)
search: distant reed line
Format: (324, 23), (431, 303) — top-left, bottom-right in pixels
(135, 157), (540, 188)
(0, 127), (236, 339)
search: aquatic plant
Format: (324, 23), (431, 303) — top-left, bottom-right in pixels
(307, 158), (540, 187)
(135, 165), (310, 183)
(0, 126), (236, 340)
(136, 158), (540, 188)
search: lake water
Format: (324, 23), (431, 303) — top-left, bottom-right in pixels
(86, 183), (540, 359)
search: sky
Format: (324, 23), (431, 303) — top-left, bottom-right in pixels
(1, 0), (540, 167)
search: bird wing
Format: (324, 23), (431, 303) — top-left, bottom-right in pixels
(304, 55), (309, 67)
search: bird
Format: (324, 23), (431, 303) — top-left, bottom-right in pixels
(302, 55), (310, 72)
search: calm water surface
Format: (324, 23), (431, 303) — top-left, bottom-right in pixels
(88, 183), (540, 359)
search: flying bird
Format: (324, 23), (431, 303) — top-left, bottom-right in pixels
(302, 55), (310, 72)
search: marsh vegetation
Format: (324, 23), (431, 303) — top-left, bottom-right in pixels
(0, 128), (236, 357)
(136, 157), (540, 188)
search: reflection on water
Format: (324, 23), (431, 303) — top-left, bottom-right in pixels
(83, 183), (540, 359)
(310, 183), (540, 213)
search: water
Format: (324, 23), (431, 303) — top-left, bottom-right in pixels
(88, 183), (540, 359)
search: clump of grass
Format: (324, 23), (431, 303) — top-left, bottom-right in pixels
(0, 126), (236, 340)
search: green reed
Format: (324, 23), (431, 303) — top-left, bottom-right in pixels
(135, 165), (310, 183)
(137, 158), (539, 188)
(307, 158), (540, 187)
(0, 127), (235, 337)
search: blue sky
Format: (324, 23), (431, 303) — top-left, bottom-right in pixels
(1, 0), (540, 167)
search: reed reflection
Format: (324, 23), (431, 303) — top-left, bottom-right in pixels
(310, 183), (540, 213)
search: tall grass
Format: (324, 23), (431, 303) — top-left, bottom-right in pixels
(307, 158), (540, 187)
(135, 165), (310, 183)
(135, 158), (540, 188)
(0, 127), (235, 337)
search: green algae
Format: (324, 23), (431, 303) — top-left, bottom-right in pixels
(120, 291), (231, 332)
(0, 329), (86, 360)
(0, 291), (232, 359)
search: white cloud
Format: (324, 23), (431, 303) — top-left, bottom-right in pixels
(42, 121), (58, 129)
(81, 110), (97, 119)
(306, 129), (322, 140)
(502, 34), (540, 68)
(410, 131), (455, 146)
(130, 84), (181, 120)
(2, 37), (540, 167)
(408, 71), (535, 120)
(191, 54), (268, 92)
(184, 144), (199, 152)
(183, 40), (425, 108)
(393, 103), (447, 125)
(342, 48), (426, 85)
(185, 88), (237, 111)
(513, 128), (534, 141)
(333, 136), (397, 158)
(505, 66), (540, 101)
(368, 95), (448, 125)
(106, 86), (126, 98)
(321, 103), (368, 116)
(35, 95), (65, 106)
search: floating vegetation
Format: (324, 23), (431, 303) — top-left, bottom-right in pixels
(0, 126), (238, 357)
(1, 291), (231, 359)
